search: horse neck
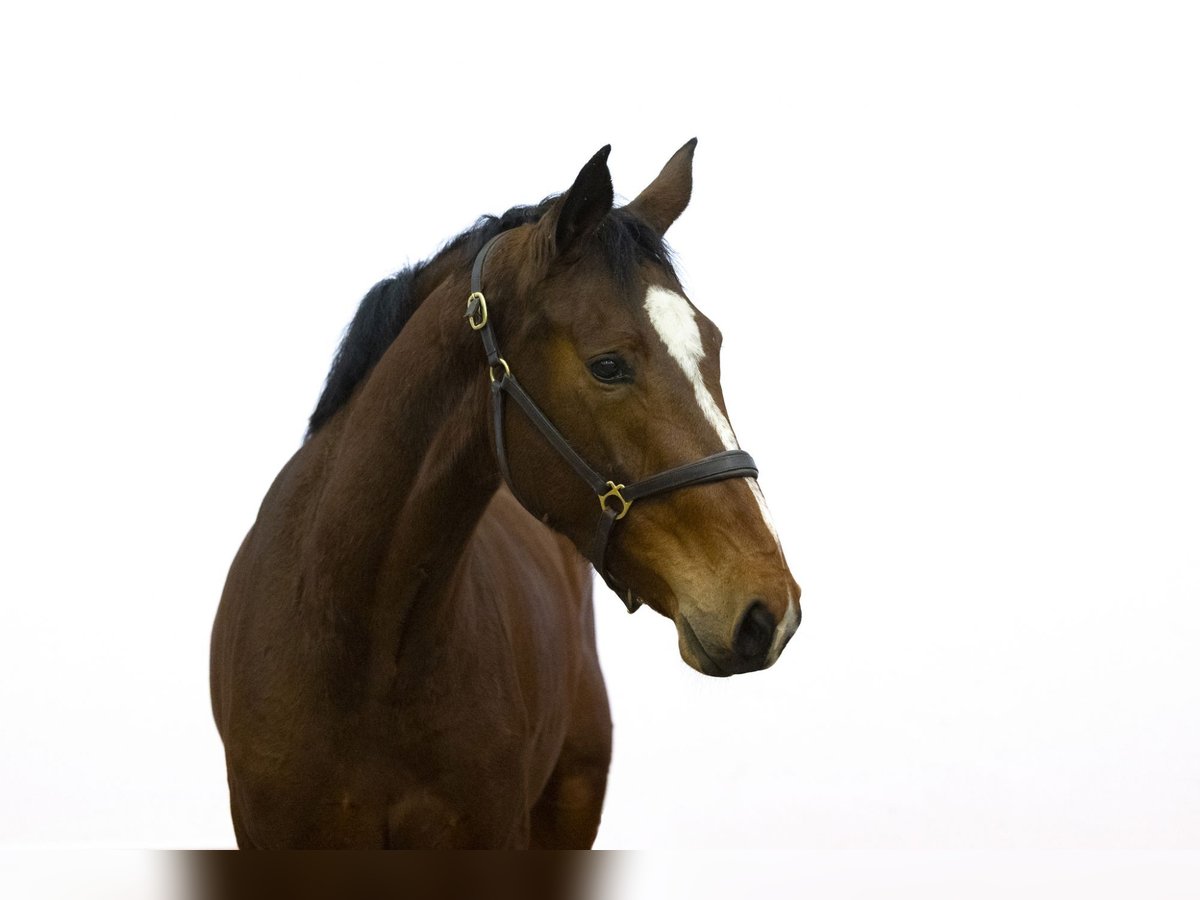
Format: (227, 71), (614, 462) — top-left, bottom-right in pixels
(303, 266), (500, 695)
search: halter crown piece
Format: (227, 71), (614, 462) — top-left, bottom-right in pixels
(465, 234), (760, 613)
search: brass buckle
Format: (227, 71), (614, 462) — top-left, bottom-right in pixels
(466, 292), (488, 330)
(488, 358), (510, 383)
(598, 481), (632, 520)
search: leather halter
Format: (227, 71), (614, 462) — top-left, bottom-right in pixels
(465, 234), (760, 613)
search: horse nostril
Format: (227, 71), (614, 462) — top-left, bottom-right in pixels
(733, 600), (776, 663)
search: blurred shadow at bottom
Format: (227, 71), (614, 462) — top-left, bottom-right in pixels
(180, 851), (608, 900)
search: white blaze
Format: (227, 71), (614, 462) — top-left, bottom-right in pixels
(766, 596), (799, 666)
(748, 479), (784, 555)
(642, 286), (785, 557)
(643, 286), (738, 451)
(643, 286), (798, 660)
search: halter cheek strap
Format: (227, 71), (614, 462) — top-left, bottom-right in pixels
(466, 234), (759, 613)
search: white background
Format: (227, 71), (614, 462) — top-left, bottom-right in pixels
(2, 0), (1197, 876)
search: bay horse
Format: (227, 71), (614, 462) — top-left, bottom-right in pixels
(210, 140), (801, 849)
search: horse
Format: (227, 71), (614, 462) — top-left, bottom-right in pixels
(209, 140), (802, 849)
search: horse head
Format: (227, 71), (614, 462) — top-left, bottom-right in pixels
(471, 141), (801, 676)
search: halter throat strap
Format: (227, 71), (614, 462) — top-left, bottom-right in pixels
(465, 233), (759, 612)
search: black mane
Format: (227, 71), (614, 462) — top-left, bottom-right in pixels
(306, 200), (674, 438)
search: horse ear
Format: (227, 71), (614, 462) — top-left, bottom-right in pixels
(627, 138), (698, 235)
(546, 145), (614, 258)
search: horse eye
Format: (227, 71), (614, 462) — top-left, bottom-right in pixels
(588, 355), (629, 383)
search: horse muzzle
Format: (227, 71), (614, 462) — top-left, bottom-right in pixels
(675, 591), (800, 677)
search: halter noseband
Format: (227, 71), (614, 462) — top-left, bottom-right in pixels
(465, 234), (760, 613)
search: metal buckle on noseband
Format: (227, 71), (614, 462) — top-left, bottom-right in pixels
(598, 481), (632, 520)
(466, 233), (759, 614)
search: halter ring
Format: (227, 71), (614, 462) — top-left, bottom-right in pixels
(488, 358), (511, 384)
